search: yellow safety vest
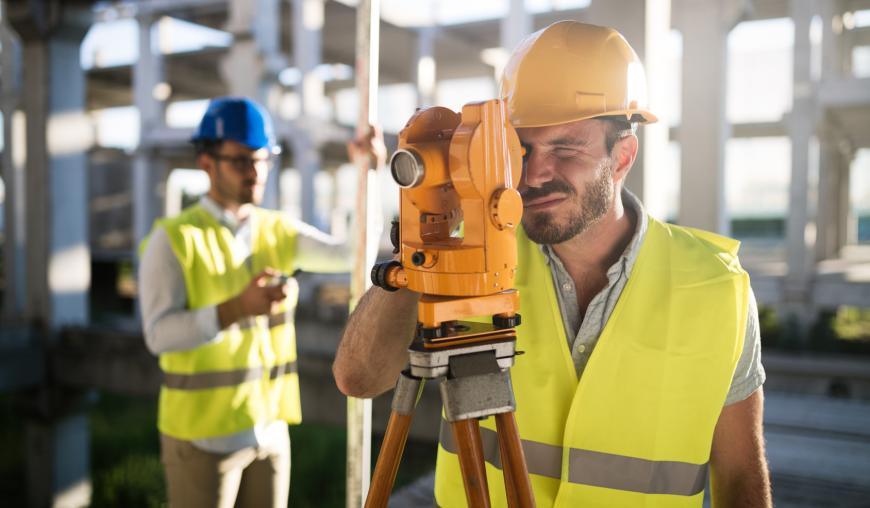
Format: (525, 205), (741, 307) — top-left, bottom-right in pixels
(435, 216), (749, 507)
(148, 204), (302, 441)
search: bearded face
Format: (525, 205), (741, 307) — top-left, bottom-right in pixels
(521, 156), (615, 245)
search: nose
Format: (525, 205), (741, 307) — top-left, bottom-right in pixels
(248, 159), (271, 180)
(521, 152), (555, 190)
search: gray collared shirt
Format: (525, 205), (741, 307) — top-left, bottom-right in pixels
(542, 190), (765, 406)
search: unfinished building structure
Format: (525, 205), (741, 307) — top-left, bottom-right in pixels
(0, 0), (868, 506)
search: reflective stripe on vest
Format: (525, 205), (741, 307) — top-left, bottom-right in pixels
(163, 360), (298, 390)
(439, 419), (707, 496)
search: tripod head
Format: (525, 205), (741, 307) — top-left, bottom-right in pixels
(372, 98), (523, 298)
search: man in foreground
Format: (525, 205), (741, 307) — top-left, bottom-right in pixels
(333, 21), (772, 507)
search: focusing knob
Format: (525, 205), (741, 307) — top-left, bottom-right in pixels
(371, 260), (402, 291)
(390, 219), (400, 254)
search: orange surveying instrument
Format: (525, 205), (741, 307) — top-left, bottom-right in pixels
(366, 98), (535, 508)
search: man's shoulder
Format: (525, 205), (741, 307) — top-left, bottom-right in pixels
(252, 207), (296, 234)
(648, 218), (741, 257)
(645, 218), (746, 277)
(159, 204), (216, 231)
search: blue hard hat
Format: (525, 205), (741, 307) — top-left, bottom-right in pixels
(191, 96), (276, 150)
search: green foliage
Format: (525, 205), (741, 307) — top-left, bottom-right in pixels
(757, 304), (784, 348)
(288, 424), (347, 508)
(759, 304), (870, 355)
(832, 307), (870, 341)
(287, 423), (437, 508)
(88, 393), (165, 508)
(91, 454), (165, 508)
(84, 394), (435, 508)
(0, 395), (26, 506)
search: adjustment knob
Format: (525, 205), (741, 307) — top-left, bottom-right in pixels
(371, 260), (402, 291)
(489, 187), (523, 230)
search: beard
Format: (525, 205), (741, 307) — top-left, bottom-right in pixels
(521, 158), (614, 245)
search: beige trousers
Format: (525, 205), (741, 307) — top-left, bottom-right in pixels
(160, 432), (291, 508)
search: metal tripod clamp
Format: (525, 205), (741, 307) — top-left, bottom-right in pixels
(391, 370), (424, 416)
(440, 352), (516, 422)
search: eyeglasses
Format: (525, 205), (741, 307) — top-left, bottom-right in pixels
(210, 153), (272, 172)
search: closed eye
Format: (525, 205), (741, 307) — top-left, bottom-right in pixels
(551, 147), (581, 159)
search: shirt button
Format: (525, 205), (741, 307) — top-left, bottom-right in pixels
(577, 344), (586, 353)
(562, 282), (572, 291)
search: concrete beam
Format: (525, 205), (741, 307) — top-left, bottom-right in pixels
(818, 78), (870, 107)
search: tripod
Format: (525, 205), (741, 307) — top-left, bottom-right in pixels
(364, 293), (536, 508)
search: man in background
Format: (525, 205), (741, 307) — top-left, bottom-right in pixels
(139, 96), (353, 508)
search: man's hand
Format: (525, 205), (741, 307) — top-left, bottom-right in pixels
(218, 268), (288, 328)
(347, 124), (387, 169)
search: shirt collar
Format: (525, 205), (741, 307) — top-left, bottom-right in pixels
(199, 196), (248, 232)
(540, 188), (648, 281)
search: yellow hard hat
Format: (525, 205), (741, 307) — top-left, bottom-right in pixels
(500, 21), (658, 128)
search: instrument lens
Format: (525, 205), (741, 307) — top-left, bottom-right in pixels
(391, 150), (423, 187)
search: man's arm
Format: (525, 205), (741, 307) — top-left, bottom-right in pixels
(710, 388), (772, 508)
(139, 227), (288, 354)
(332, 286), (419, 398)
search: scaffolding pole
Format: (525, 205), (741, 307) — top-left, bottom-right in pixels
(347, 0), (380, 507)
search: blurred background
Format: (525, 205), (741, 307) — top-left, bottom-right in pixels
(0, 0), (868, 506)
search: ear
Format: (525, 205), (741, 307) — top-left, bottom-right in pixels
(197, 152), (215, 177)
(611, 134), (638, 184)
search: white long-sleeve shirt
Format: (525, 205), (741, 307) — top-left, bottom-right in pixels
(139, 196), (352, 452)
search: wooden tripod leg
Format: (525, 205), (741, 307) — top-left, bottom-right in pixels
(452, 418), (492, 508)
(495, 412), (536, 508)
(366, 372), (422, 508)
(365, 411), (413, 508)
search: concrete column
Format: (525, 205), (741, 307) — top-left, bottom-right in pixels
(818, 0), (855, 248)
(587, 0), (648, 201)
(15, 10), (91, 331)
(501, 0), (531, 53)
(292, 0), (325, 227)
(415, 26), (436, 108)
(784, 0), (818, 312)
(222, 0), (285, 211)
(841, 148), (856, 245)
(642, 0), (671, 216)
(133, 13), (166, 249)
(815, 128), (846, 261)
(675, 0), (731, 234)
(8, 5), (94, 507)
(820, 0), (848, 79)
(1, 17), (24, 320)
